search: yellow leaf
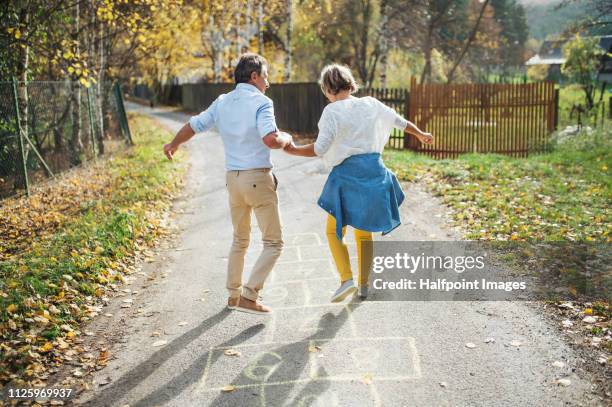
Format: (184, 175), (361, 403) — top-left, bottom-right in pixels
(584, 308), (593, 315)
(66, 331), (76, 339)
(308, 344), (321, 353)
(223, 349), (241, 357)
(221, 385), (236, 392)
(7, 304), (18, 314)
(14, 29), (21, 39)
(41, 342), (53, 352)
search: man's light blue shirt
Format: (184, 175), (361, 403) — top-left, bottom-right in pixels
(188, 83), (278, 171)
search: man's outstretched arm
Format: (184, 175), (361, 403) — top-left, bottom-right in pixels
(163, 123), (195, 160)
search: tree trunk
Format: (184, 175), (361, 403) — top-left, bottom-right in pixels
(420, 28), (432, 84)
(96, 19), (105, 154)
(70, 2), (83, 166)
(284, 0), (293, 82)
(257, 0), (264, 54)
(446, 0), (490, 84)
(14, 8), (30, 191)
(378, 0), (390, 88)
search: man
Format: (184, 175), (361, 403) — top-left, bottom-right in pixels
(163, 53), (291, 315)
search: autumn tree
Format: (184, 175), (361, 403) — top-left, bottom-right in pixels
(562, 34), (607, 110)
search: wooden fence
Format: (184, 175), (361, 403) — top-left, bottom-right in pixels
(132, 80), (558, 158)
(407, 78), (558, 158)
(135, 83), (408, 144)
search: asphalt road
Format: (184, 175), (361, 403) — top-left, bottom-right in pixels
(74, 103), (599, 406)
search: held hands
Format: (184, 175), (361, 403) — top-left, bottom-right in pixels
(283, 141), (297, 155)
(277, 131), (293, 148)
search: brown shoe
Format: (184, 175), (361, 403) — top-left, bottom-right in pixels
(227, 297), (239, 310)
(233, 296), (272, 315)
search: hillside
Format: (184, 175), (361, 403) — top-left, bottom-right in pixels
(520, 0), (588, 39)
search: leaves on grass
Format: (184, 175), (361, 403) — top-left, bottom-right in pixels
(0, 115), (186, 389)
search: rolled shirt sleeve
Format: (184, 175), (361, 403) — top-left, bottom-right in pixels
(256, 98), (279, 138)
(314, 108), (336, 156)
(377, 99), (408, 130)
(188, 96), (223, 133)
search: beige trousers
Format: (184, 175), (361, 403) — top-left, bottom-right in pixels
(225, 168), (283, 301)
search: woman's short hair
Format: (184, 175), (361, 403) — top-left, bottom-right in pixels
(319, 64), (359, 95)
(234, 53), (268, 84)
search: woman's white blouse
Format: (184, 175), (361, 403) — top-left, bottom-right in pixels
(313, 96), (408, 168)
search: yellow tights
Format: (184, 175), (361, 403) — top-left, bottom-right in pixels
(325, 214), (373, 287)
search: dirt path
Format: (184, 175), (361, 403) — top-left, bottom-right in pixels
(66, 103), (602, 406)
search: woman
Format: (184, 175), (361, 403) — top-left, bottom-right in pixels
(284, 64), (433, 302)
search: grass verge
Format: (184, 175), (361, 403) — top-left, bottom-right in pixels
(384, 128), (611, 242)
(0, 113), (186, 387)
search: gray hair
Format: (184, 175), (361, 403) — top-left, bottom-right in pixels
(234, 53), (268, 84)
(318, 64), (359, 95)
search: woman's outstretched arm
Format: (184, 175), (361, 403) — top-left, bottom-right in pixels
(284, 142), (317, 157)
(404, 121), (434, 144)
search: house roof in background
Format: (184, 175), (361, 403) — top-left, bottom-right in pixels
(525, 35), (612, 66)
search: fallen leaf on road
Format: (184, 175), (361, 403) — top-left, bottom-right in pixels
(122, 299), (133, 303)
(362, 373), (373, 385)
(152, 340), (167, 347)
(224, 349), (241, 357)
(552, 361), (565, 368)
(582, 316), (596, 324)
(308, 345), (322, 353)
(178, 321), (188, 326)
(509, 340), (522, 347)
(484, 338), (495, 344)
(98, 376), (112, 386)
(221, 385), (236, 392)
(556, 378), (571, 387)
(439, 382), (448, 388)
(465, 343), (476, 349)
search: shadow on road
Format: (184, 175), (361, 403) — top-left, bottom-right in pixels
(131, 323), (267, 407)
(82, 309), (231, 406)
(209, 301), (362, 407)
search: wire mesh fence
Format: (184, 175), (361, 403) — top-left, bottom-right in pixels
(0, 81), (132, 200)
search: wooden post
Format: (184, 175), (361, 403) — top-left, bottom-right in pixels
(11, 77), (29, 196)
(403, 89), (410, 149)
(554, 88), (560, 130)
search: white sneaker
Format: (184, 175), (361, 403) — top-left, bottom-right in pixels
(331, 279), (357, 303)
